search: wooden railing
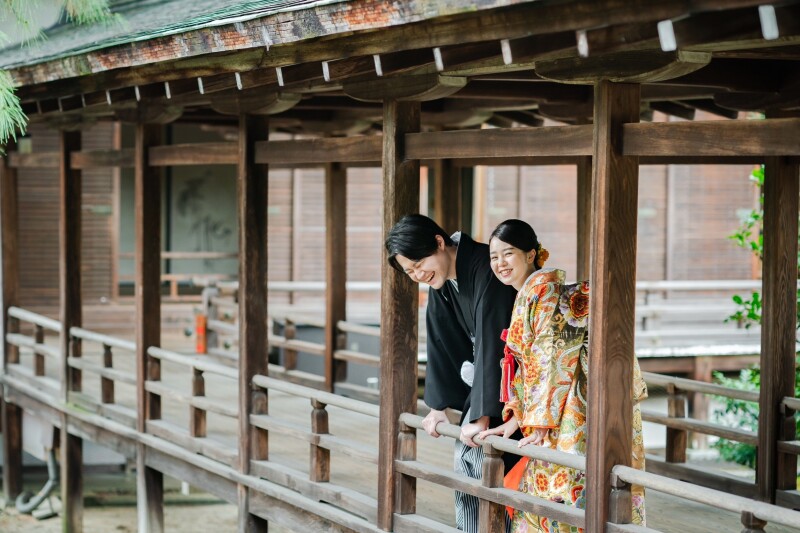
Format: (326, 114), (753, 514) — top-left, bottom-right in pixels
(3, 307), (799, 531)
(641, 371), (800, 510)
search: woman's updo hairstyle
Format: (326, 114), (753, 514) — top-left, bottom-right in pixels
(490, 219), (547, 269)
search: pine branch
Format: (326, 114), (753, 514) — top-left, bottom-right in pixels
(0, 70), (26, 148)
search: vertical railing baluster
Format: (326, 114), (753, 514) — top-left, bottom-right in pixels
(190, 368), (206, 438)
(310, 399), (330, 483)
(101, 344), (114, 404)
(479, 443), (505, 533)
(284, 318), (297, 371)
(608, 472), (633, 526)
(396, 421), (416, 516)
(8, 315), (19, 364)
(34, 325), (44, 376)
(741, 510), (767, 532)
(666, 383), (687, 463)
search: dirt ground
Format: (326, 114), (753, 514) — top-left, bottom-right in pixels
(0, 470), (244, 533)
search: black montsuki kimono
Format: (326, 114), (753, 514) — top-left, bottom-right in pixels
(423, 233), (518, 426)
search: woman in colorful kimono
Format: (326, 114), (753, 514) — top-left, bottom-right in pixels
(476, 219), (647, 532)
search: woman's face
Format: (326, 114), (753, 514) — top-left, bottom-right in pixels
(489, 237), (536, 290)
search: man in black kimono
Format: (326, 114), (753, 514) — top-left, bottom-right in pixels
(385, 214), (517, 532)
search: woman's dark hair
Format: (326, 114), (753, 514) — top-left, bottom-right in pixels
(385, 214), (453, 272)
(490, 219), (544, 267)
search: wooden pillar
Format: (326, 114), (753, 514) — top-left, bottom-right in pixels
(135, 123), (163, 533)
(576, 156), (592, 281)
(59, 130), (83, 532)
(1, 139), (22, 502)
(586, 81), (640, 531)
(433, 158), (461, 234)
(756, 155), (799, 503)
(237, 114), (270, 532)
(325, 161), (347, 391)
(377, 100), (420, 531)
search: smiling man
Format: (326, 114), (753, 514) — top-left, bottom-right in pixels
(385, 213), (517, 532)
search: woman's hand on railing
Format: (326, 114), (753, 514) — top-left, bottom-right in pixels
(477, 417), (519, 441)
(518, 427), (549, 448)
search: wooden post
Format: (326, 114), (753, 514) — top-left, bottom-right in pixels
(59, 129), (83, 533)
(433, 158), (461, 234)
(283, 318), (297, 370)
(576, 156), (592, 281)
(756, 155), (799, 503)
(135, 122), (164, 533)
(190, 369), (206, 438)
(689, 356), (712, 448)
(665, 383), (687, 464)
(479, 443), (505, 533)
(586, 81), (640, 532)
(741, 511), (767, 532)
(34, 325), (45, 376)
(608, 473), (633, 525)
(395, 421), (416, 516)
(325, 161), (347, 391)
(101, 344), (114, 404)
(310, 400), (330, 482)
(0, 138), (22, 502)
(377, 100), (420, 531)
(237, 113), (270, 532)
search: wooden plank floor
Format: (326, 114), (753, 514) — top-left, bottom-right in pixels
(7, 330), (798, 532)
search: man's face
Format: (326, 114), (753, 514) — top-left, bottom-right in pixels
(394, 236), (452, 290)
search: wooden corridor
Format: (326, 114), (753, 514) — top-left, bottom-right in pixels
(3, 324), (799, 532)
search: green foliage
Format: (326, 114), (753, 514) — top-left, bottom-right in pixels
(0, 0), (114, 148)
(714, 164), (800, 469)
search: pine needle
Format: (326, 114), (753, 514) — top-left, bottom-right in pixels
(0, 70), (26, 148)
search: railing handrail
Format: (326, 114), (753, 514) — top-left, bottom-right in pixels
(8, 306), (62, 332)
(398, 412), (586, 471)
(146, 346), (238, 380)
(642, 371), (759, 403)
(612, 464), (800, 529)
(252, 374), (380, 418)
(783, 396), (800, 411)
(70, 326), (136, 352)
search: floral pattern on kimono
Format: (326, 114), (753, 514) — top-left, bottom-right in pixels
(501, 268), (648, 532)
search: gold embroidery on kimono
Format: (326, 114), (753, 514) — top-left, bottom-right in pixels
(501, 268), (647, 532)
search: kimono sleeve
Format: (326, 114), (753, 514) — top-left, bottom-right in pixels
(469, 269), (517, 422)
(422, 288), (472, 411)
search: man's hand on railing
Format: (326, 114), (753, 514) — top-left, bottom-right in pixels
(460, 415), (489, 448)
(421, 408), (449, 438)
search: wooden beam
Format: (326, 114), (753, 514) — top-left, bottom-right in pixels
(1, 140), (22, 501)
(377, 100), (420, 531)
(210, 90), (301, 116)
(134, 123), (164, 533)
(679, 99), (740, 119)
(586, 81), (640, 532)
(237, 114), (270, 531)
(325, 162), (347, 392)
(255, 137), (382, 165)
(8, 151), (59, 168)
(71, 148), (134, 169)
(59, 129), (83, 533)
(623, 118), (800, 157)
(757, 155), (799, 503)
(149, 142), (237, 166)
(536, 50), (711, 84)
(649, 101), (696, 121)
(405, 125), (594, 160)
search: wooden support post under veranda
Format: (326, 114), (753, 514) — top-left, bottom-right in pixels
(1, 137), (23, 502)
(59, 129), (84, 533)
(757, 154), (799, 504)
(377, 100), (421, 531)
(325, 161), (347, 391)
(586, 80), (641, 531)
(237, 113), (270, 531)
(135, 122), (164, 533)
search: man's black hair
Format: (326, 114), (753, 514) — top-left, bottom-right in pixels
(385, 214), (454, 272)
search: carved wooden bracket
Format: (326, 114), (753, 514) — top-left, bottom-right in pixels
(210, 90), (301, 115)
(535, 50), (711, 84)
(342, 73), (466, 102)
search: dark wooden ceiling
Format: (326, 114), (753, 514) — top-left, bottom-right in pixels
(11, 0), (800, 133)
